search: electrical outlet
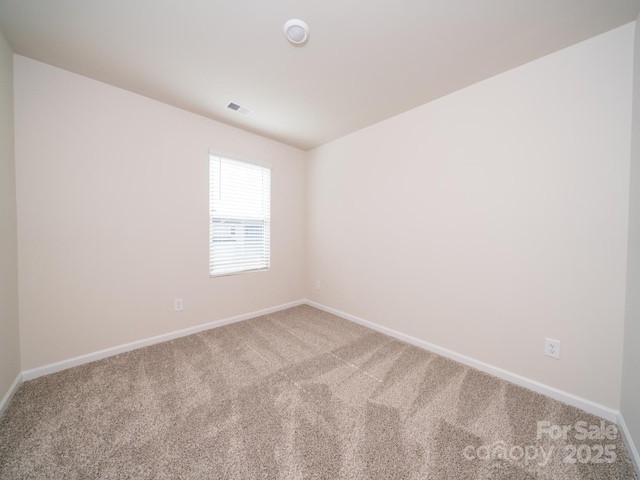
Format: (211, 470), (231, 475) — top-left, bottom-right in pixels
(544, 338), (560, 359)
(315, 280), (321, 290)
(174, 298), (183, 312)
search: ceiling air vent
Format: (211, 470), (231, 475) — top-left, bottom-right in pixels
(226, 102), (253, 116)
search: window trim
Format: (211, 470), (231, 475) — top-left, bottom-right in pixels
(208, 150), (272, 278)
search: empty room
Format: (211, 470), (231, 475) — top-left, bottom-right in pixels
(1, 1), (640, 479)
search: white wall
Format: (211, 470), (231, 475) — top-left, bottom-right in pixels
(306, 24), (634, 408)
(0, 29), (20, 402)
(621, 16), (640, 453)
(8, 20), (637, 415)
(14, 56), (306, 370)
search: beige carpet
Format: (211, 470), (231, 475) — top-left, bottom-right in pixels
(0, 305), (636, 479)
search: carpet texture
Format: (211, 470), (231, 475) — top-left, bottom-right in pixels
(0, 305), (636, 479)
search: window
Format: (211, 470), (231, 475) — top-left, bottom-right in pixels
(209, 153), (271, 276)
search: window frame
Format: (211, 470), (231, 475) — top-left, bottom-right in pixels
(208, 151), (272, 278)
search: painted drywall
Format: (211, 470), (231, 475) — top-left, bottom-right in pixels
(14, 56), (306, 370)
(306, 24), (634, 408)
(0, 30), (21, 399)
(621, 16), (640, 455)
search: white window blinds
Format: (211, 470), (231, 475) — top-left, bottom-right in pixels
(209, 154), (271, 276)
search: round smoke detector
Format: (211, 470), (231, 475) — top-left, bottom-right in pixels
(284, 19), (309, 44)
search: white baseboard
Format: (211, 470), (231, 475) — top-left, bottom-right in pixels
(304, 300), (621, 423)
(617, 411), (640, 475)
(0, 373), (23, 418)
(22, 299), (305, 382)
(7, 297), (640, 470)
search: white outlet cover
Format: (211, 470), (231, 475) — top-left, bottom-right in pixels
(174, 298), (183, 312)
(544, 338), (561, 359)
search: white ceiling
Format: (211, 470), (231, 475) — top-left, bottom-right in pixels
(0, 0), (639, 151)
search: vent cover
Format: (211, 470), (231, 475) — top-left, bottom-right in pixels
(226, 102), (253, 116)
